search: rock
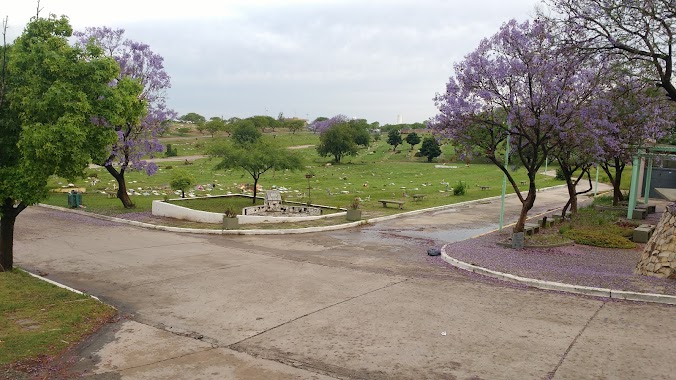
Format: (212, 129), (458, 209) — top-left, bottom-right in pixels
(427, 247), (441, 256)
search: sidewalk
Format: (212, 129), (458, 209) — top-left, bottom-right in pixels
(440, 198), (676, 303)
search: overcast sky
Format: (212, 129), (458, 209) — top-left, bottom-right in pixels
(5, 0), (541, 125)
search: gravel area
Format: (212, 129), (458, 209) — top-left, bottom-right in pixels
(444, 211), (676, 296)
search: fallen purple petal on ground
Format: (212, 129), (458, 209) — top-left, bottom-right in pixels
(444, 222), (676, 295)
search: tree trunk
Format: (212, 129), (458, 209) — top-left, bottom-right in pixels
(513, 186), (536, 233)
(252, 176), (259, 204)
(1, 199), (26, 272)
(601, 161), (624, 206)
(561, 164), (578, 216)
(614, 169), (624, 205)
(105, 164), (135, 208)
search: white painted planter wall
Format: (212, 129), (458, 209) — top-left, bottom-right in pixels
(152, 198), (345, 225)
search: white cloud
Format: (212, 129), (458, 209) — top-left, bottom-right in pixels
(3, 0), (541, 124)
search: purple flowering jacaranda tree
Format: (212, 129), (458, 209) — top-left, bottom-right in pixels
(547, 0), (676, 102)
(75, 27), (176, 208)
(432, 19), (605, 233)
(307, 115), (349, 134)
(594, 74), (674, 205)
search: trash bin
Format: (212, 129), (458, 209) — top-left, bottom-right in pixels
(67, 191), (81, 208)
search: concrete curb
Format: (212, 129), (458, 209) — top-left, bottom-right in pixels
(37, 184), (569, 235)
(440, 247), (676, 305)
(20, 268), (103, 303)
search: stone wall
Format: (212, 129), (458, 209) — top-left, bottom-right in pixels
(635, 203), (676, 279)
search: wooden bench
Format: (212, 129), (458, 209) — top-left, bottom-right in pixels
(412, 194), (425, 202)
(378, 200), (404, 209)
(479, 186), (491, 190)
(520, 180), (527, 186)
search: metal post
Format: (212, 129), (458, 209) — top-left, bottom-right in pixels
(499, 134), (510, 231)
(627, 156), (640, 219)
(594, 164), (599, 197)
(544, 157), (548, 176)
(643, 156), (653, 204)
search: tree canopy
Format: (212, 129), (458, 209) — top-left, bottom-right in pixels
(405, 132), (421, 150)
(432, 19), (607, 232)
(208, 141), (303, 203)
(386, 130), (403, 151)
(232, 120), (262, 145)
(315, 116), (370, 163)
(75, 26), (176, 208)
(548, 0), (676, 101)
(179, 112), (206, 124)
(1, 15), (119, 271)
(419, 137), (442, 162)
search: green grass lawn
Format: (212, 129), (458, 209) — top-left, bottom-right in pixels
(0, 270), (116, 371)
(42, 131), (574, 220)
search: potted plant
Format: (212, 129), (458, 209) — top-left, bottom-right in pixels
(222, 207), (239, 230)
(346, 197), (362, 221)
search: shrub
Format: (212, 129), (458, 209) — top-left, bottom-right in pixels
(453, 181), (466, 196)
(591, 195), (614, 207)
(170, 169), (195, 198)
(165, 165), (173, 170)
(555, 168), (565, 180)
(165, 144), (178, 157)
(558, 224), (572, 234)
(563, 228), (636, 249)
(224, 207), (238, 217)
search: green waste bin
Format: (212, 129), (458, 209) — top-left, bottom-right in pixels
(67, 191), (82, 208)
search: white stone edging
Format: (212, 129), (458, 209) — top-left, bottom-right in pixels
(20, 268), (103, 303)
(37, 184), (569, 235)
(440, 245), (676, 305)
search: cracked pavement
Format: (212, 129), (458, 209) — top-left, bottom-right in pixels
(14, 186), (676, 379)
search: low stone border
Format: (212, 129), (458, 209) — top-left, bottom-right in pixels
(440, 247), (676, 305)
(19, 268), (104, 303)
(38, 184), (570, 235)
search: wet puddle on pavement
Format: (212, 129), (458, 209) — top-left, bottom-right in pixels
(331, 224), (499, 246)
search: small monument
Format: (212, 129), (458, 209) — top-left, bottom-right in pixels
(265, 190), (282, 212)
(242, 189), (322, 217)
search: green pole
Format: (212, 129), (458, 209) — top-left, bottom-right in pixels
(544, 157), (548, 175)
(499, 134), (510, 231)
(594, 164), (599, 197)
(627, 156), (640, 219)
(643, 157), (653, 204)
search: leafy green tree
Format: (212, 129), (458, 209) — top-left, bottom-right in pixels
(347, 119), (371, 147)
(405, 132), (421, 150)
(0, 15), (119, 271)
(170, 169), (195, 198)
(387, 130), (403, 151)
(205, 116), (225, 138)
(420, 137), (442, 162)
(316, 124), (359, 163)
(232, 120), (262, 145)
(284, 119), (306, 134)
(209, 141), (303, 204)
(248, 115), (278, 133)
(179, 112), (206, 125)
(74, 27), (174, 209)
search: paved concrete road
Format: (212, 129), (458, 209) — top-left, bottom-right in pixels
(14, 185), (676, 379)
